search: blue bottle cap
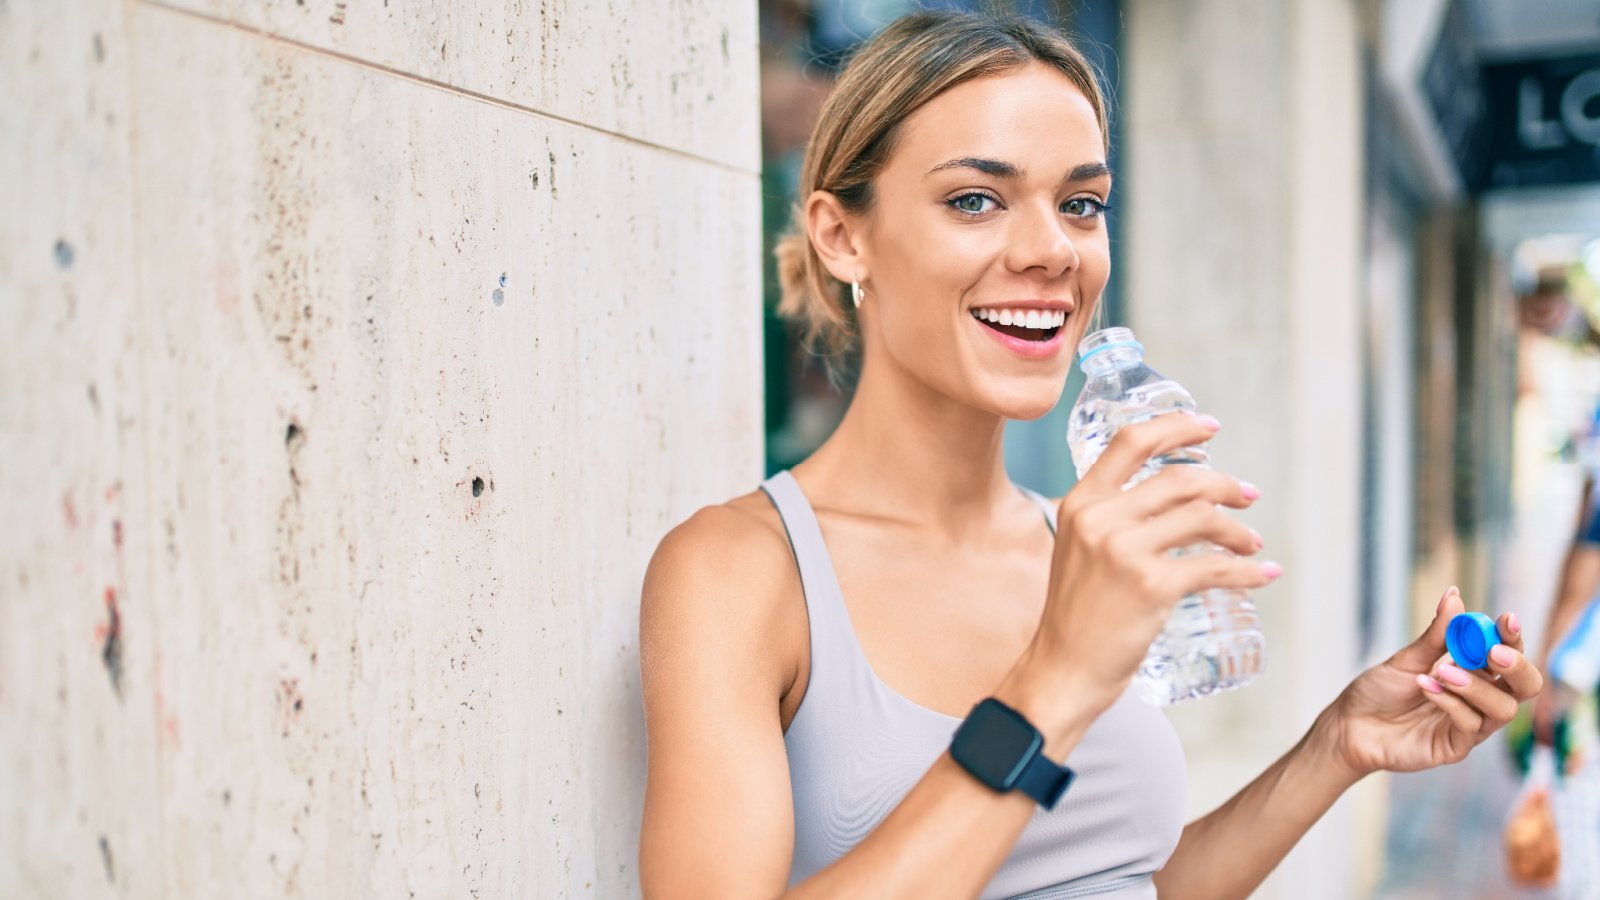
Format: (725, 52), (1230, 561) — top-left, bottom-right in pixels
(1446, 612), (1500, 670)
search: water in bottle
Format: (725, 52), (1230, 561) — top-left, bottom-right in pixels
(1065, 326), (1265, 706)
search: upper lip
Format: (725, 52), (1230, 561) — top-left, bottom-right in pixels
(969, 299), (1075, 312)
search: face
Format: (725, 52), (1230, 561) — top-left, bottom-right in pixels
(1518, 289), (1574, 336)
(843, 63), (1111, 419)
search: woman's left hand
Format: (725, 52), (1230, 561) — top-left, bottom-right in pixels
(1320, 586), (1544, 778)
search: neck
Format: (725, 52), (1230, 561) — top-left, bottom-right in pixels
(794, 347), (1024, 539)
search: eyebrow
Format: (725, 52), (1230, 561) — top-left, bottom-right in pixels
(924, 157), (1114, 184)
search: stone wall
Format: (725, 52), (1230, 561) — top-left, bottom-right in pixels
(1, 2), (762, 896)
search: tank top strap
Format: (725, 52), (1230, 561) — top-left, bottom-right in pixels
(1015, 484), (1059, 535)
(759, 470), (873, 692)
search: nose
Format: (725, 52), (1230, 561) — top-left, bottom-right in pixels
(1002, 201), (1079, 278)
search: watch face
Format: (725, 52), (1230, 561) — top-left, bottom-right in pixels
(952, 699), (1043, 789)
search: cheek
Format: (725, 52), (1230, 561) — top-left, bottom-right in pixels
(1077, 233), (1112, 289)
(884, 218), (995, 289)
(875, 223), (993, 338)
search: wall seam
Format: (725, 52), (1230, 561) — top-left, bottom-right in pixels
(133, 0), (762, 178)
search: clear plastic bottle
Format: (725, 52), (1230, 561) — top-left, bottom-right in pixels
(1066, 326), (1265, 706)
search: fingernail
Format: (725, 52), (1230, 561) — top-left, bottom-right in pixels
(1260, 561), (1283, 579)
(1436, 663), (1471, 687)
(1239, 481), (1261, 500)
(1249, 528), (1264, 550)
(1490, 645), (1515, 668)
(1508, 612), (1522, 636)
(1417, 673), (1444, 694)
(1195, 414), (1221, 431)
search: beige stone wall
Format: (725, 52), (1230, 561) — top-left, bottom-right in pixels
(1, 2), (761, 897)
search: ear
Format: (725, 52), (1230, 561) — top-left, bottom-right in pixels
(803, 189), (870, 285)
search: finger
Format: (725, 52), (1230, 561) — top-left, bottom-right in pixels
(1164, 553), (1281, 598)
(1495, 611), (1526, 656)
(1082, 413), (1222, 493)
(1433, 662), (1520, 728)
(1135, 499), (1262, 558)
(1390, 586), (1463, 671)
(1120, 465), (1259, 519)
(1485, 643), (1544, 702)
(1416, 673), (1485, 734)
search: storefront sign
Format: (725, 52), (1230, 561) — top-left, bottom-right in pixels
(1480, 53), (1600, 190)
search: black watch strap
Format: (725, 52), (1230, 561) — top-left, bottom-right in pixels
(1011, 747), (1075, 809)
(950, 698), (1075, 810)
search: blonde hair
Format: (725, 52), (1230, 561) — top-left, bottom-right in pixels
(774, 11), (1110, 388)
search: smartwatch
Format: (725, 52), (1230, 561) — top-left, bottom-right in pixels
(949, 698), (1075, 810)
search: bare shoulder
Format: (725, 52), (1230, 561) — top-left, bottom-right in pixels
(643, 488), (794, 607)
(640, 488), (801, 690)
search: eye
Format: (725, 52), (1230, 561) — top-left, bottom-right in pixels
(1062, 197), (1109, 219)
(947, 192), (999, 215)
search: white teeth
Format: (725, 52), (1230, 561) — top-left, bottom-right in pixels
(970, 308), (1068, 330)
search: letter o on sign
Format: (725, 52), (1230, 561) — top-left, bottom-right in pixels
(1563, 68), (1600, 146)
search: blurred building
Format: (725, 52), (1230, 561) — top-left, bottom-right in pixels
(759, 1), (1600, 897)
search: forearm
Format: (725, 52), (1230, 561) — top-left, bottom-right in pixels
(1537, 546), (1600, 664)
(1153, 712), (1359, 900)
(785, 654), (1106, 899)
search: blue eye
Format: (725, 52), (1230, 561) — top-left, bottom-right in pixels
(1062, 197), (1109, 219)
(948, 192), (998, 215)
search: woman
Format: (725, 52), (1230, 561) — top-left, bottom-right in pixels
(639, 11), (1540, 899)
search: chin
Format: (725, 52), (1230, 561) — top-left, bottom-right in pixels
(981, 377), (1067, 421)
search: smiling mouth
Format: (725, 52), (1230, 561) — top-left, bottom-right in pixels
(969, 309), (1066, 342)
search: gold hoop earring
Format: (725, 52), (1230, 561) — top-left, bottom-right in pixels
(851, 280), (864, 309)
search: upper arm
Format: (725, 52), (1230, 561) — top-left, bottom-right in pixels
(638, 505), (802, 898)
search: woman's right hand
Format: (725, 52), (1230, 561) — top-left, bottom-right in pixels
(1025, 413), (1277, 714)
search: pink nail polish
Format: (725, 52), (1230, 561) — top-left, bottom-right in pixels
(1436, 664), (1471, 687)
(1195, 414), (1221, 431)
(1260, 561), (1283, 579)
(1416, 673), (1443, 694)
(1239, 482), (1261, 500)
(1249, 528), (1264, 550)
(1489, 645), (1515, 667)
(1508, 612), (1522, 636)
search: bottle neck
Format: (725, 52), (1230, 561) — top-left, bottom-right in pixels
(1082, 347), (1144, 378)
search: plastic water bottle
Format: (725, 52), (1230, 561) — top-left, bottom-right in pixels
(1066, 326), (1265, 706)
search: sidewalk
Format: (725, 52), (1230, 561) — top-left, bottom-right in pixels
(1375, 729), (1600, 899)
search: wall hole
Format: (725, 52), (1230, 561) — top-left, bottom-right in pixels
(471, 477), (485, 497)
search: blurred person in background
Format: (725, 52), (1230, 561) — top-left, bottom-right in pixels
(1525, 269), (1600, 760)
(1510, 266), (1600, 897)
(640, 11), (1541, 899)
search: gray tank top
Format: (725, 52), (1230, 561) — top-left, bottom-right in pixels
(761, 470), (1187, 899)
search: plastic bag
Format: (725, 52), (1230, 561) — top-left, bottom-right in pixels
(1506, 745), (1562, 888)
